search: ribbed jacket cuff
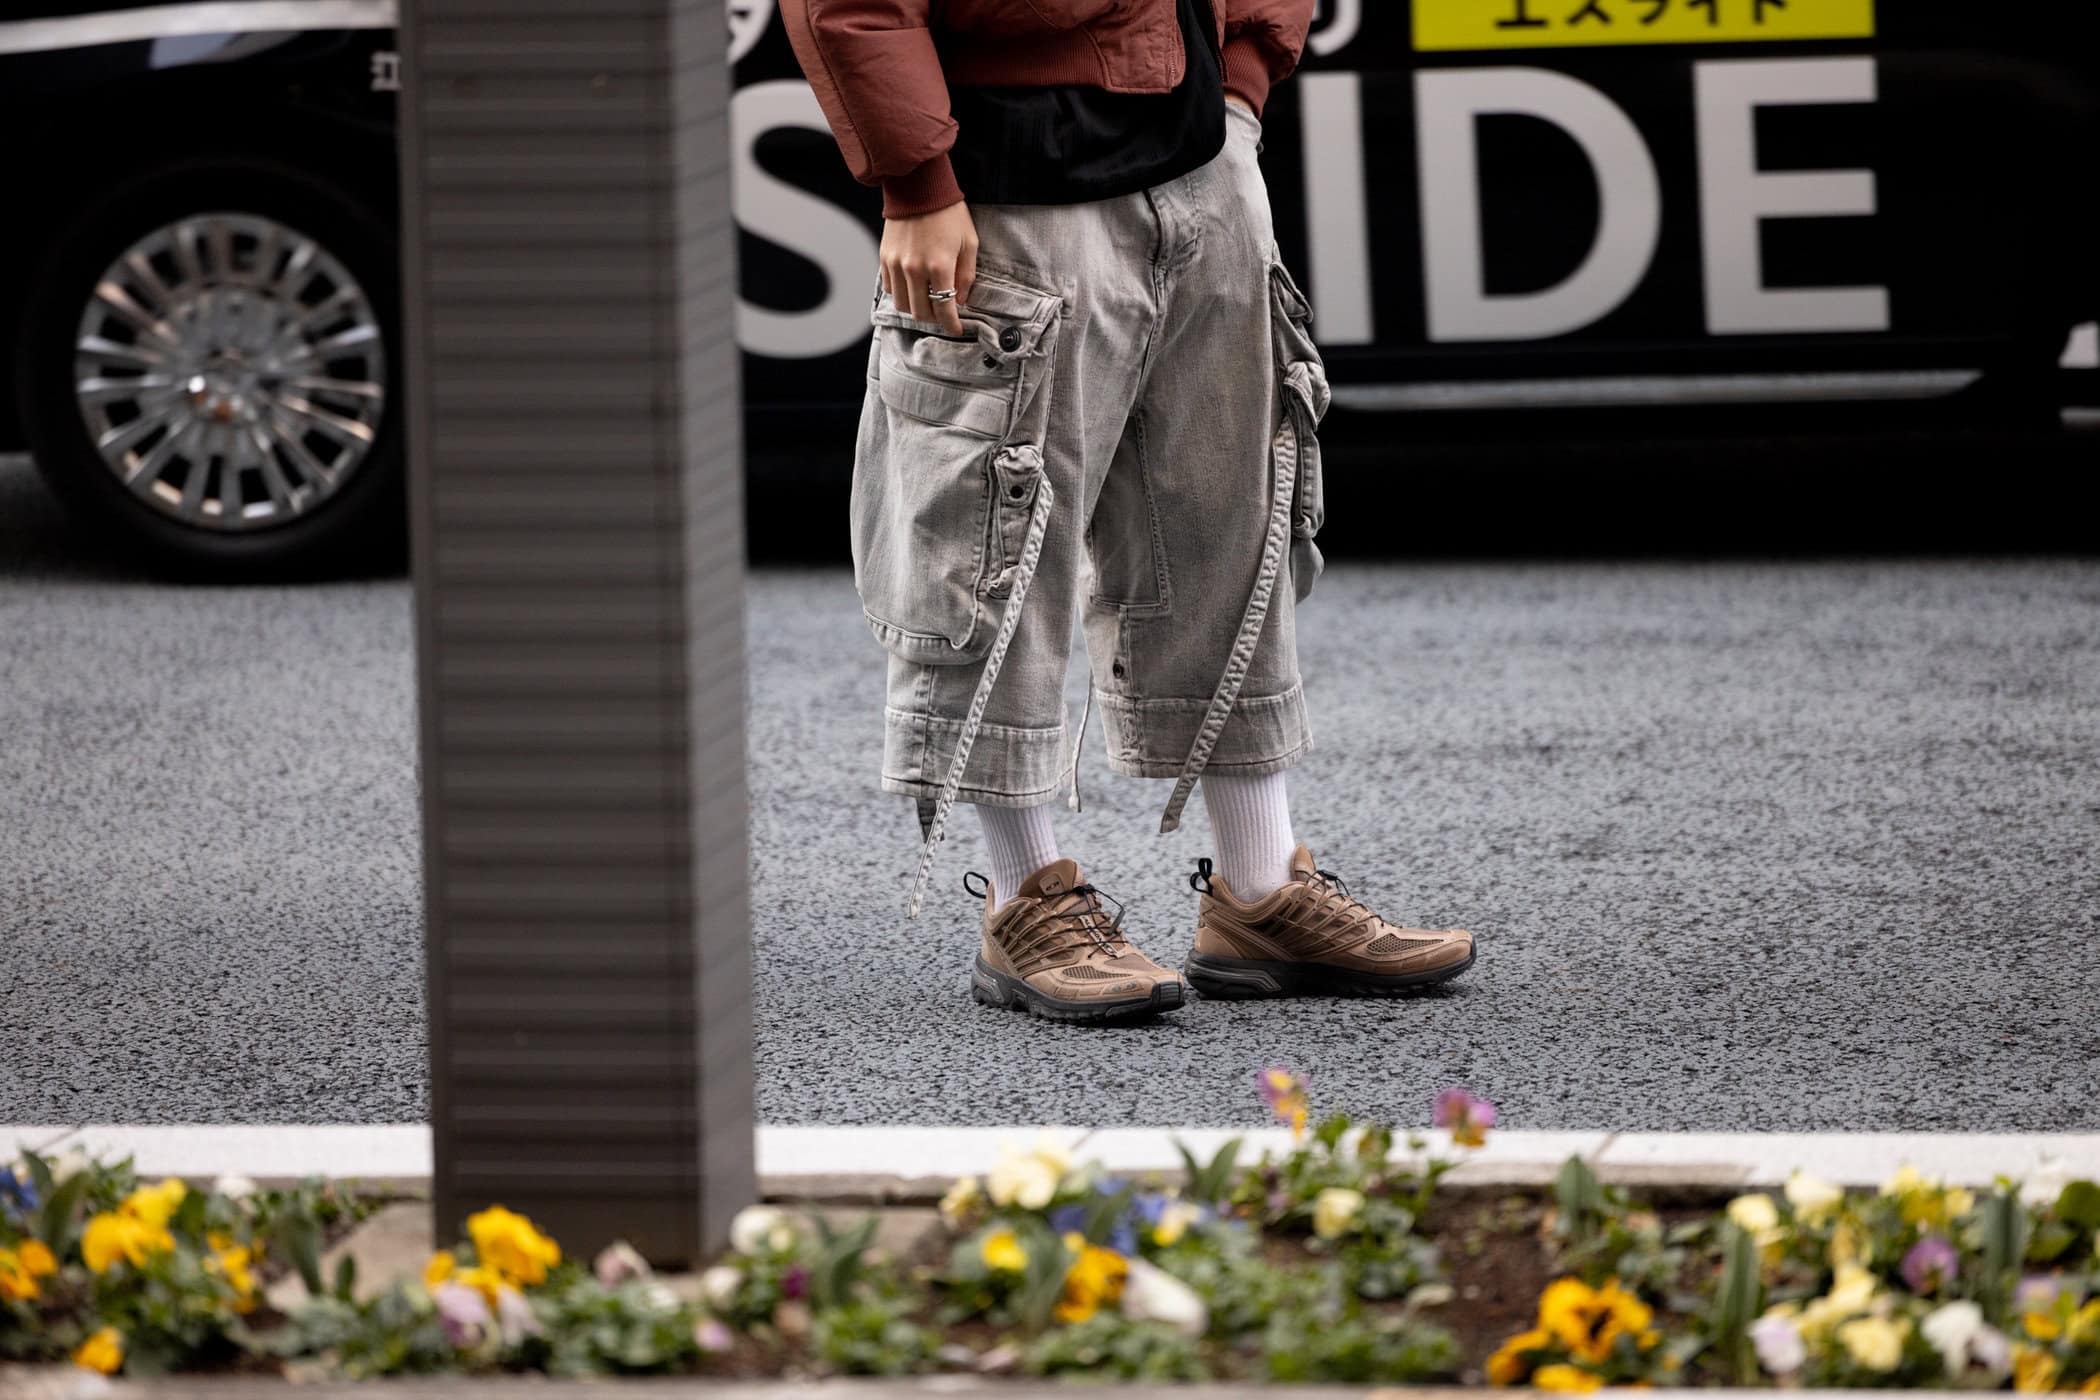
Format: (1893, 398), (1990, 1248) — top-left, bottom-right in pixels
(881, 154), (964, 218)
(1221, 36), (1276, 116)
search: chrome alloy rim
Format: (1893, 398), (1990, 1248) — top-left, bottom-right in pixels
(73, 212), (386, 531)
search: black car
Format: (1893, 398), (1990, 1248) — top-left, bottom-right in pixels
(2, 0), (2094, 573)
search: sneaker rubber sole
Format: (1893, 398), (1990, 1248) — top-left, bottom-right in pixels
(1183, 944), (1478, 999)
(971, 955), (1186, 1023)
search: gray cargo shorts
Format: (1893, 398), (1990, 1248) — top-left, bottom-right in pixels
(848, 103), (1332, 914)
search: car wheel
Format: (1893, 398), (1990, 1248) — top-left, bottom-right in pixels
(17, 158), (402, 578)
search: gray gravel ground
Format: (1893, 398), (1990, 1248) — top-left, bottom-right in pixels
(4, 454), (2097, 1130)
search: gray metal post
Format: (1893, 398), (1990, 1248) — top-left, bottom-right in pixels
(397, 0), (754, 1266)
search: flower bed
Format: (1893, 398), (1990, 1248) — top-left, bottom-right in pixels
(4, 1077), (2097, 1388)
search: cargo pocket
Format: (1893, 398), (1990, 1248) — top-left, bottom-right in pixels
(1267, 253), (1330, 604)
(849, 268), (1062, 663)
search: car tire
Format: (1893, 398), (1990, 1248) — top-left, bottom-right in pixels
(15, 156), (403, 579)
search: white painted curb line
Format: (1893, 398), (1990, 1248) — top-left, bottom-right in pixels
(7, 1125), (2096, 1189)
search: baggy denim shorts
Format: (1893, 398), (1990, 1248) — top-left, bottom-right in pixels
(848, 104), (1332, 914)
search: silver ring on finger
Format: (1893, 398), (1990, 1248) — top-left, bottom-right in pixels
(927, 287), (957, 304)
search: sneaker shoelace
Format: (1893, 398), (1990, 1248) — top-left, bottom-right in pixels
(965, 872), (1132, 965)
(1303, 865), (1383, 941)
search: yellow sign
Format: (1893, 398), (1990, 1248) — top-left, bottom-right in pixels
(1413, 0), (1875, 51)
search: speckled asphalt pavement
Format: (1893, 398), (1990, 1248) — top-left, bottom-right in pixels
(4, 454), (2097, 1131)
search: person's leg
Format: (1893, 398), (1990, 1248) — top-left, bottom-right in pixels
(1116, 103), (1479, 999)
(974, 800), (1059, 913)
(1082, 103), (1313, 821)
(859, 192), (1193, 1030)
(1200, 770), (1295, 900)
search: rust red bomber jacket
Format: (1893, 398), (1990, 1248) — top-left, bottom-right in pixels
(779, 0), (1318, 218)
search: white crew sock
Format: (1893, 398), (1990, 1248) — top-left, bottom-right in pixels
(1201, 771), (1296, 900)
(974, 801), (1061, 913)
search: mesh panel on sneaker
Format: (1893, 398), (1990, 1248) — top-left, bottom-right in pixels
(1365, 932), (1442, 954)
(1059, 964), (1122, 981)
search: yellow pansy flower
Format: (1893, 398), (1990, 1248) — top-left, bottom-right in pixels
(120, 1178), (188, 1229)
(465, 1205), (561, 1286)
(1539, 1277), (1655, 1364)
(455, 1264), (509, 1309)
(212, 1244), (258, 1309)
(1828, 1216), (1866, 1269)
(1488, 1327), (1552, 1385)
(1533, 1364), (1605, 1392)
(72, 1326), (123, 1375)
(2069, 1299), (2100, 1346)
(1053, 1238), (1128, 1324)
(1837, 1315), (1905, 1371)
(82, 1212), (174, 1274)
(980, 1229), (1027, 1273)
(2013, 1345), (2059, 1393)
(1, 1239), (57, 1300)
(424, 1249), (457, 1287)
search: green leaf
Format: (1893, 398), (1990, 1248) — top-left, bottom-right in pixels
(20, 1149), (55, 1199)
(1978, 1189), (2027, 1327)
(334, 1252), (359, 1302)
(1196, 1138), (1243, 1205)
(1710, 1221), (1763, 1386)
(280, 1210), (326, 1299)
(2055, 1179), (2100, 1231)
(37, 1166), (92, 1254)
(2026, 1219), (2077, 1264)
(1553, 1156), (1604, 1241)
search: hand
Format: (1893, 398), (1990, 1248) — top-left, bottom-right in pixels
(880, 202), (980, 335)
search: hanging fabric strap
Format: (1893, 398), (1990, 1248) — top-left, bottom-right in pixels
(1062, 670), (1093, 812)
(1155, 394), (1301, 835)
(904, 475), (1058, 918)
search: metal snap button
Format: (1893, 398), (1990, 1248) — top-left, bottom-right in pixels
(983, 354), (999, 369)
(998, 326), (1021, 352)
(1111, 662), (1126, 679)
(1007, 483), (1026, 500)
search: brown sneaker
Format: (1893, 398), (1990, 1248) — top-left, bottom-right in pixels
(969, 858), (1188, 1023)
(1183, 843), (1476, 999)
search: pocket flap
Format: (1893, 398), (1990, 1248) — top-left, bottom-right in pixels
(878, 364), (1012, 438)
(871, 267), (1062, 362)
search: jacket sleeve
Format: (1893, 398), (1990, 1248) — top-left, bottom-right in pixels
(1219, 0), (1317, 116)
(778, 0), (964, 217)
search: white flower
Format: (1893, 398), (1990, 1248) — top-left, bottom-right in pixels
(1312, 1187), (1364, 1241)
(212, 1173), (259, 1201)
(1152, 1200), (1204, 1246)
(729, 1206), (798, 1256)
(47, 1148), (92, 1184)
(639, 1281), (680, 1314)
(2019, 1154), (2070, 1209)
(1785, 1170), (1844, 1224)
(694, 1317), (734, 1353)
(1727, 1192), (1781, 1240)
(939, 1176), (983, 1226)
(1922, 1301), (2012, 1381)
(1751, 1313), (1806, 1375)
(1120, 1258), (1208, 1338)
(593, 1240), (651, 1287)
(495, 1285), (543, 1346)
(987, 1137), (1072, 1211)
(699, 1264), (744, 1311)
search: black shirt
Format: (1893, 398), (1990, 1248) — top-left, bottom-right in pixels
(944, 0), (1225, 206)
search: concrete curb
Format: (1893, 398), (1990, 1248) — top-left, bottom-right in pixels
(8, 1125), (2095, 1199)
